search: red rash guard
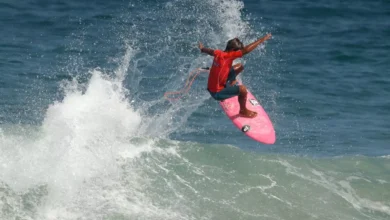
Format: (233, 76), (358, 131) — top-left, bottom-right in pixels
(207, 49), (243, 93)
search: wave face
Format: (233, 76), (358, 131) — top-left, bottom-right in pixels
(1, 137), (389, 219)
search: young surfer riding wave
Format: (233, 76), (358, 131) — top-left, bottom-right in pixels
(199, 33), (272, 118)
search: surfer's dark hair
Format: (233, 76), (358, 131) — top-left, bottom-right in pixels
(225, 38), (244, 51)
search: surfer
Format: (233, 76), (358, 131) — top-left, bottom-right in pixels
(199, 33), (272, 118)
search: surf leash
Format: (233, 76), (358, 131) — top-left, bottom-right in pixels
(163, 67), (209, 101)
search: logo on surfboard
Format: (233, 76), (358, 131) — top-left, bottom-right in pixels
(241, 125), (250, 132)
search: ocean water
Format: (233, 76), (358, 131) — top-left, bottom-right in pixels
(0, 0), (389, 219)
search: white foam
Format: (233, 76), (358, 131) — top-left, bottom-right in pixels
(380, 155), (390, 159)
(0, 45), (167, 218)
(209, 0), (250, 40)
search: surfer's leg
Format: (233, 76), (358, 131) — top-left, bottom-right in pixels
(227, 67), (239, 86)
(238, 85), (257, 118)
(226, 68), (237, 85)
(210, 84), (240, 101)
(228, 64), (244, 86)
(233, 63), (244, 75)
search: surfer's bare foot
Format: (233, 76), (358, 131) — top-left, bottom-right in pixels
(239, 109), (257, 118)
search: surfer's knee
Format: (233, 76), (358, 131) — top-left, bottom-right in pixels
(234, 63), (244, 74)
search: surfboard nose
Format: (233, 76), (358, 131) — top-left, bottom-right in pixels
(251, 129), (276, 144)
(265, 132), (276, 144)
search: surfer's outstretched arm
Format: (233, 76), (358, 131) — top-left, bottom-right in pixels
(242, 33), (272, 55)
(198, 42), (214, 56)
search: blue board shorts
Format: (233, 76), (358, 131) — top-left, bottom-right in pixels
(208, 67), (239, 101)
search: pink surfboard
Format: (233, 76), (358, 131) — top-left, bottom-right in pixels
(219, 82), (276, 144)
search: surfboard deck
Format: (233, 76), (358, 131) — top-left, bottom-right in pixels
(219, 81), (276, 144)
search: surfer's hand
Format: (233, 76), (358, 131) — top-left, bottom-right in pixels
(264, 33), (272, 40)
(198, 42), (204, 51)
(199, 43), (214, 56)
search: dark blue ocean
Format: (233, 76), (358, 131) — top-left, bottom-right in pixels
(1, 0), (389, 219)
